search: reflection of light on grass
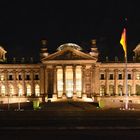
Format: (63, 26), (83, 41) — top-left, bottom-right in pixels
(99, 100), (105, 108)
(33, 100), (40, 110)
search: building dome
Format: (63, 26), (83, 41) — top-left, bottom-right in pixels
(57, 43), (82, 51)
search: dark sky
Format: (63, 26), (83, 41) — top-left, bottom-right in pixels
(0, 0), (140, 61)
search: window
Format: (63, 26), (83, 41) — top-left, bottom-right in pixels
(34, 74), (39, 80)
(18, 84), (23, 96)
(118, 85), (123, 96)
(100, 74), (105, 80)
(1, 85), (6, 96)
(109, 85), (114, 95)
(128, 74), (131, 80)
(18, 75), (22, 80)
(0, 74), (4, 81)
(118, 74), (122, 80)
(35, 84), (40, 96)
(128, 85), (131, 96)
(100, 85), (105, 96)
(109, 74), (113, 80)
(26, 74), (30, 80)
(26, 84), (31, 96)
(9, 85), (14, 96)
(9, 75), (13, 80)
(136, 73), (140, 80)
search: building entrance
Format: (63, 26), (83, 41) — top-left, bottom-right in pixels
(66, 67), (73, 98)
(57, 66), (82, 98)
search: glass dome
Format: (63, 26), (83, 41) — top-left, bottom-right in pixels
(57, 43), (82, 51)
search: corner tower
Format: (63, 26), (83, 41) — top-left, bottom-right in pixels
(0, 46), (7, 62)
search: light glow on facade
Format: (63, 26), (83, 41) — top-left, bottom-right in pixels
(1, 42), (140, 107)
(57, 69), (63, 97)
(26, 84), (31, 96)
(66, 66), (73, 98)
(76, 66), (82, 97)
(35, 84), (40, 96)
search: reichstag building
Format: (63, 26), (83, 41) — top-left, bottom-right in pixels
(0, 40), (140, 107)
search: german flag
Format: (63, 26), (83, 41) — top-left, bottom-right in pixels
(120, 28), (127, 58)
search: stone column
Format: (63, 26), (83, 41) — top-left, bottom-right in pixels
(105, 69), (109, 96)
(82, 66), (86, 97)
(31, 70), (35, 96)
(45, 67), (48, 97)
(53, 66), (57, 99)
(73, 65), (76, 97)
(40, 65), (45, 96)
(47, 66), (54, 98)
(4, 70), (8, 96)
(21, 70), (25, 96)
(13, 70), (18, 96)
(114, 69), (118, 96)
(94, 65), (100, 96)
(62, 65), (66, 98)
(132, 69), (136, 96)
(90, 65), (94, 97)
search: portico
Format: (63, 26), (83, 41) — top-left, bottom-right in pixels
(41, 43), (98, 99)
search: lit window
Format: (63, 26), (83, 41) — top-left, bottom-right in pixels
(35, 84), (40, 96)
(100, 85), (105, 96)
(9, 85), (14, 96)
(1, 85), (6, 96)
(18, 84), (23, 96)
(136, 73), (140, 80)
(26, 84), (31, 96)
(118, 85), (123, 96)
(128, 85), (131, 96)
(109, 85), (114, 95)
(0, 74), (4, 81)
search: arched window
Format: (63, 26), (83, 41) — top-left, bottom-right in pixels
(26, 84), (31, 96)
(118, 85), (123, 96)
(109, 85), (114, 96)
(1, 85), (6, 96)
(9, 85), (14, 96)
(100, 85), (105, 96)
(136, 85), (140, 95)
(35, 84), (40, 96)
(18, 84), (23, 96)
(128, 85), (131, 96)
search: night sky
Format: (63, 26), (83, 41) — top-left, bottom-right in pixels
(0, 1), (140, 62)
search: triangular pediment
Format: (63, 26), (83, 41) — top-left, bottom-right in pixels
(42, 47), (96, 61)
(134, 44), (140, 53)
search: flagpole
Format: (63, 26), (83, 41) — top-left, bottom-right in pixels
(120, 26), (128, 110)
(124, 22), (128, 109)
(124, 54), (128, 110)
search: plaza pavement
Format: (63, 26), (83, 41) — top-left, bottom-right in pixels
(0, 101), (140, 139)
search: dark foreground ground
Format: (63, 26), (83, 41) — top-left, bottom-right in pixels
(0, 101), (140, 140)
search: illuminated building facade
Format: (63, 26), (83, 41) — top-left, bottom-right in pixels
(0, 40), (140, 106)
